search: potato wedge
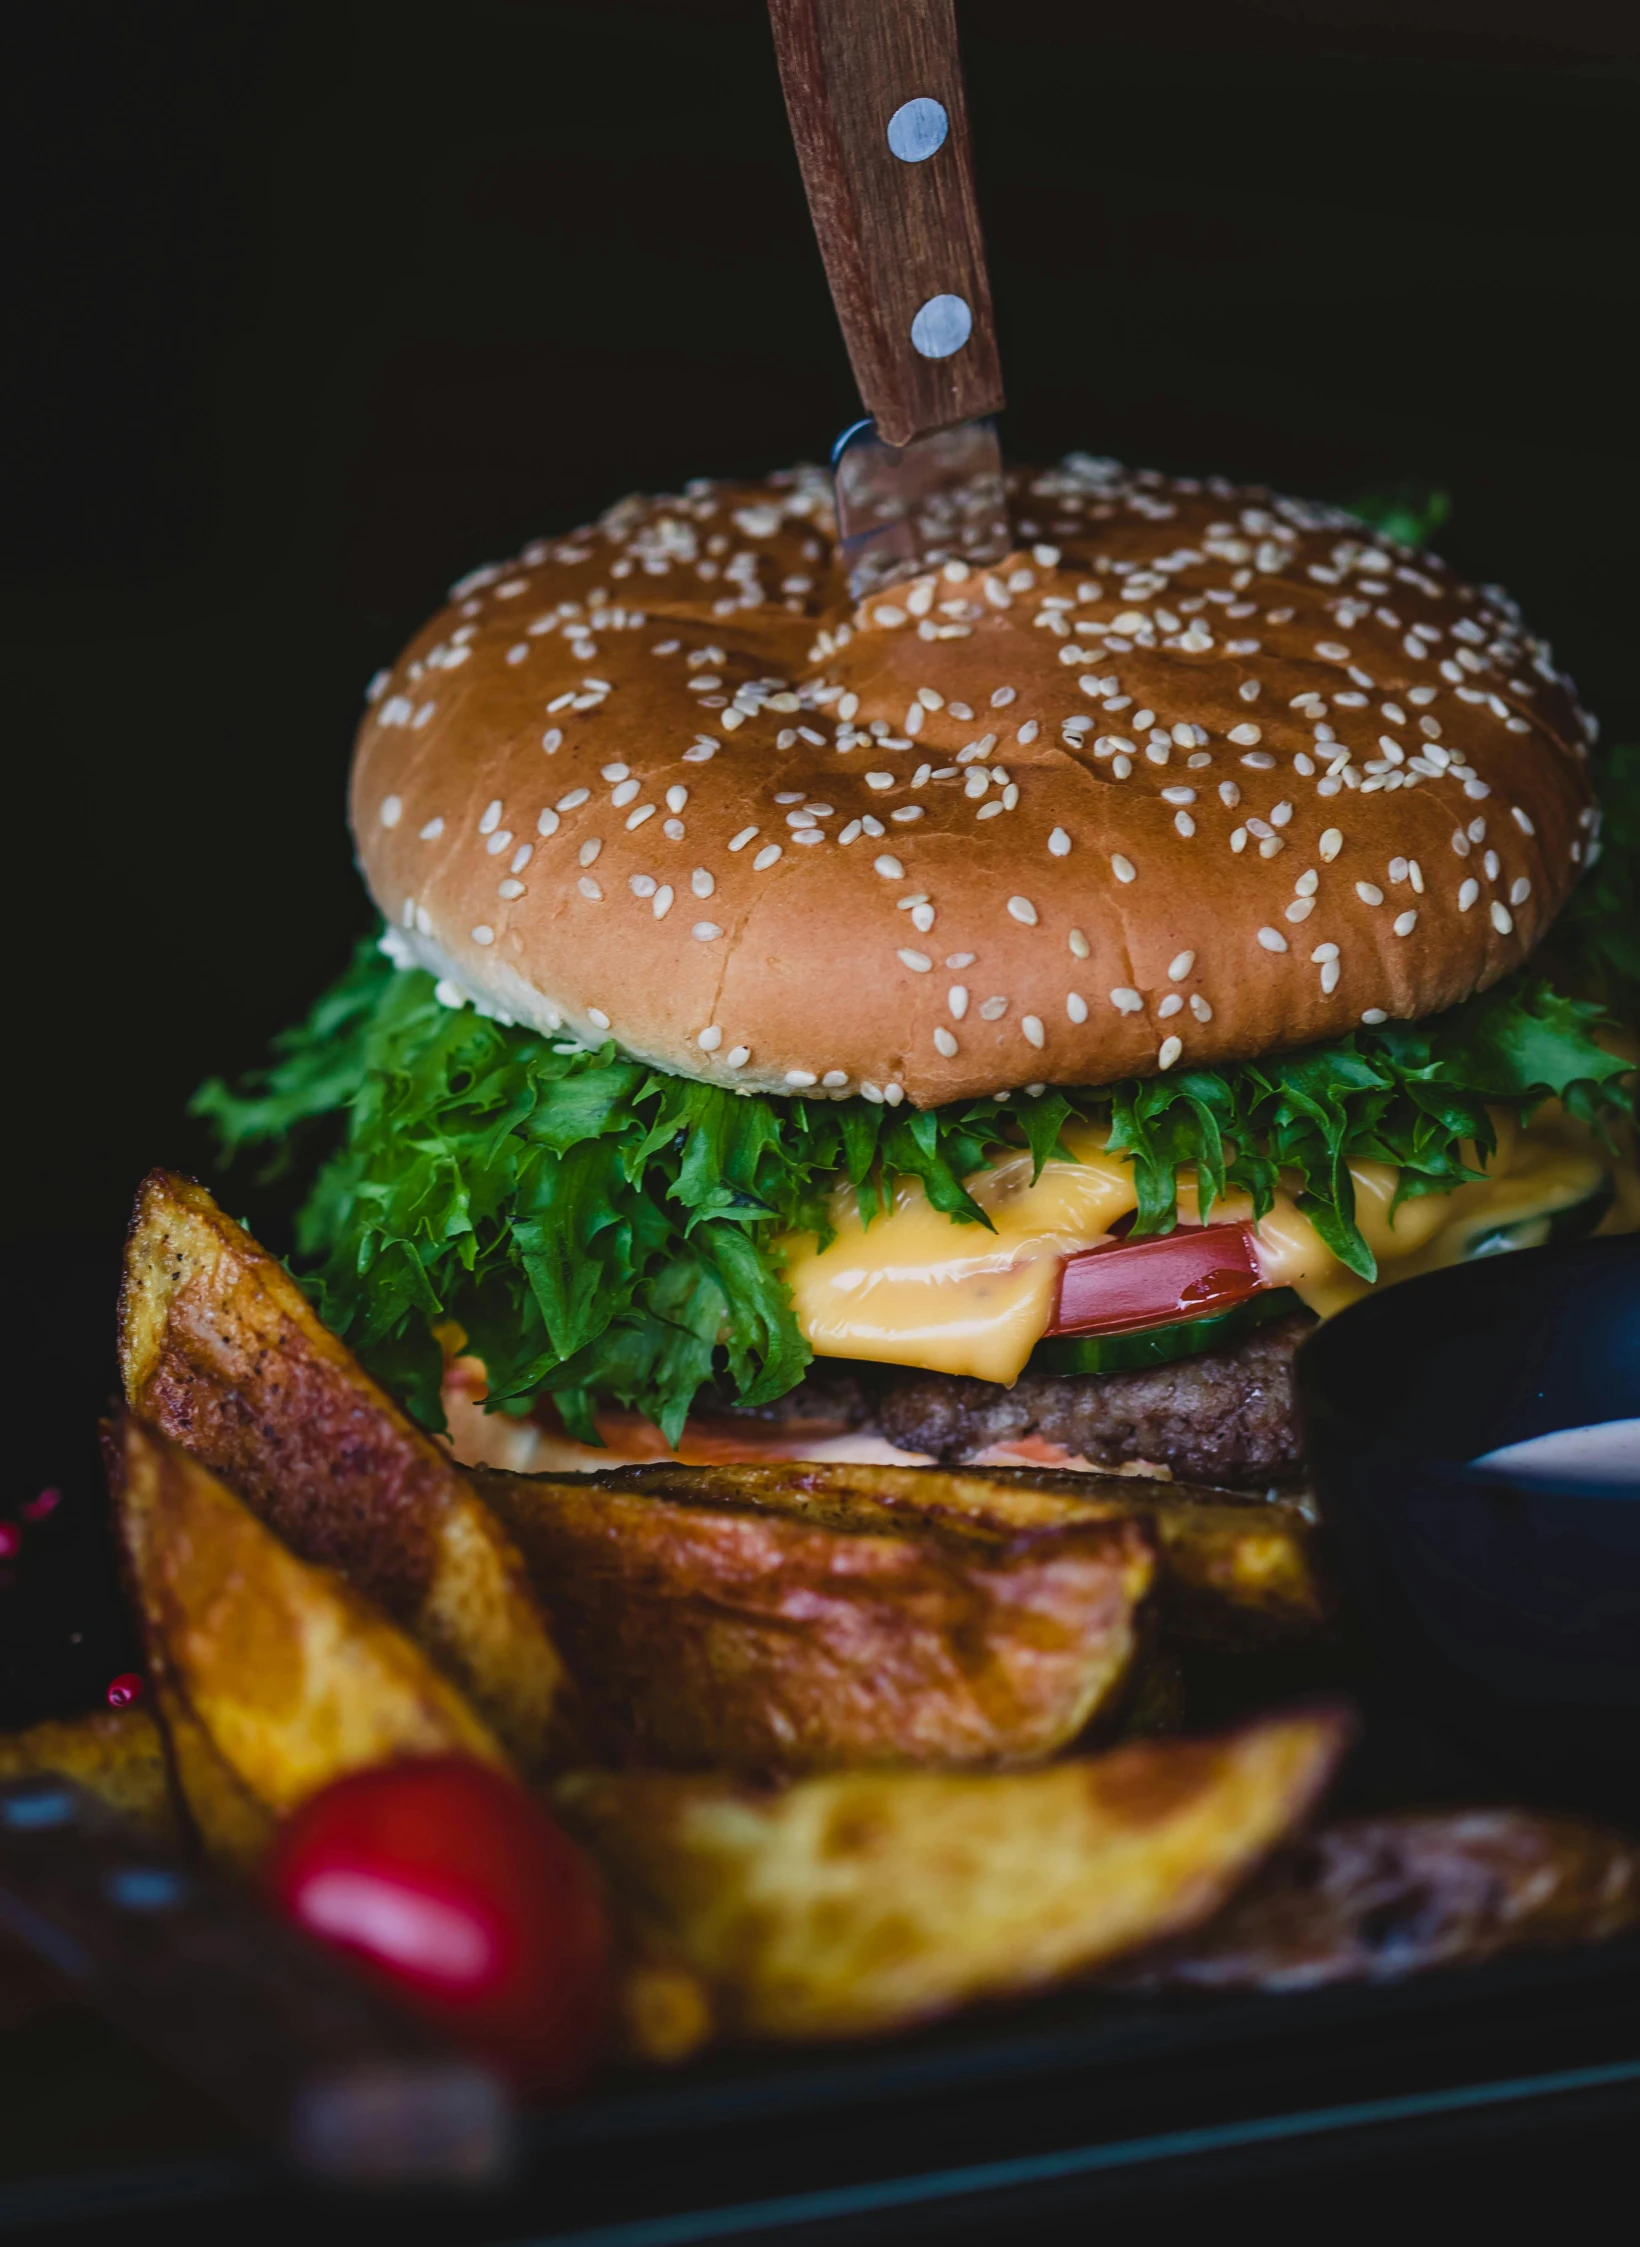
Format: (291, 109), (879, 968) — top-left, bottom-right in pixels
(597, 1460), (1324, 1642)
(477, 1467), (1154, 1773)
(107, 1412), (507, 1862)
(555, 1705), (1349, 2041)
(0, 1708), (179, 1846)
(1107, 1808), (1640, 1992)
(119, 1170), (563, 1770)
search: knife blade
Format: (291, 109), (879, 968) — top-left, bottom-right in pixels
(768, 0), (1011, 597)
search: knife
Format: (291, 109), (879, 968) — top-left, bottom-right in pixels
(767, 0), (1011, 597)
(0, 1773), (517, 2187)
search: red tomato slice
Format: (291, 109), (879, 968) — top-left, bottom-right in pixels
(266, 1758), (612, 2098)
(1045, 1222), (1265, 1338)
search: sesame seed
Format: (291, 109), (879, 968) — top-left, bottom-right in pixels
(725, 1045), (750, 1068)
(822, 1070), (849, 1089)
(1111, 855), (1136, 883)
(866, 771), (895, 791)
(753, 844), (782, 870)
(1459, 878), (1480, 910)
(1066, 992), (1088, 1023)
(1362, 1008), (1388, 1025)
(1219, 781), (1242, 808)
(1190, 993), (1213, 1020)
(419, 816), (445, 840)
(578, 876), (602, 901)
(729, 826), (758, 851)
(1512, 806), (1535, 835)
(1110, 987), (1143, 1014)
(691, 868), (715, 898)
(1069, 927), (1091, 958)
(1491, 900), (1514, 934)
(1393, 909), (1418, 936)
(542, 728), (563, 752)
(1319, 828), (1342, 862)
(1355, 882), (1384, 906)
(1285, 898), (1314, 923)
(630, 874), (656, 897)
(1022, 1015), (1046, 1049)
(786, 1068), (819, 1087)
(471, 925), (495, 945)
(587, 1007), (611, 1029)
(578, 838), (602, 867)
(693, 920), (724, 941)
(479, 800), (503, 834)
(557, 788), (589, 811)
(485, 829), (514, 856)
(537, 808), (560, 837)
(1006, 895), (1039, 925)
(379, 795), (403, 828)
(1257, 927), (1289, 952)
(1158, 1035), (1183, 1069)
(1157, 993), (1183, 1019)
(1169, 951), (1195, 979)
(1175, 812), (1196, 837)
(653, 885), (674, 918)
(883, 1082), (905, 1105)
(898, 949), (932, 972)
(979, 996), (1008, 1020)
(1510, 876), (1532, 905)
(1227, 723), (1262, 746)
(875, 854), (904, 878)
(1048, 826), (1072, 856)
(933, 1026), (959, 1057)
(667, 785), (689, 813)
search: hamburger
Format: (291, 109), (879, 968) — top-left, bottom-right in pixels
(199, 455), (1638, 1488)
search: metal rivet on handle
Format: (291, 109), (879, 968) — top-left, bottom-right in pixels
(886, 97), (948, 162)
(910, 294), (973, 360)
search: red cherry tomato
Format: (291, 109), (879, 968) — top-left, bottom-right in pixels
(1046, 1222), (1265, 1337)
(265, 1758), (612, 2097)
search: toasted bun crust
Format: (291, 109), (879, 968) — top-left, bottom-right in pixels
(352, 459), (1598, 1105)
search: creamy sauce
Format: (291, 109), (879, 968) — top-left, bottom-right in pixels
(1473, 1420), (1640, 1485)
(777, 1109), (1634, 1385)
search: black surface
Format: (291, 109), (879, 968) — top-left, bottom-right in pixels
(5, 1), (1640, 1252)
(5, 2), (1640, 2232)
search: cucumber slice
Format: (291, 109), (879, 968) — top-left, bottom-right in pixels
(1027, 1288), (1303, 1378)
(1462, 1177), (1615, 1261)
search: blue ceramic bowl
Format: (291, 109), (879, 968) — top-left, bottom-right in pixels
(1298, 1235), (1640, 1807)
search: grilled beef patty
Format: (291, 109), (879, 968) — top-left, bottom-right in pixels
(712, 1311), (1315, 1488)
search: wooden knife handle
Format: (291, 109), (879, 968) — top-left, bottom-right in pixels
(768, 0), (1004, 449)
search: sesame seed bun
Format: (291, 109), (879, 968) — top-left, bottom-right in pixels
(352, 458), (1599, 1106)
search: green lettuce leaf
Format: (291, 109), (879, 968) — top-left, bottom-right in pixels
(193, 937), (1630, 1436)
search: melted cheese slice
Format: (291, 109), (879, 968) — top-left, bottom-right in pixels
(777, 1110), (1632, 1385)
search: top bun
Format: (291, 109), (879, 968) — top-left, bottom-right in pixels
(352, 457), (1599, 1107)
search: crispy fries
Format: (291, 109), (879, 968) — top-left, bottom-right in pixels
(477, 1466), (1154, 1773)
(1107, 1808), (1640, 1992)
(119, 1170), (564, 1770)
(604, 1460), (1325, 1642)
(556, 1706), (1350, 2043)
(0, 1708), (179, 1847)
(107, 1413), (507, 1862)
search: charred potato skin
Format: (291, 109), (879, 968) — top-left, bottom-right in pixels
(605, 1461), (1326, 1643)
(555, 1705), (1351, 2041)
(118, 1170), (564, 1769)
(106, 1412), (509, 1861)
(479, 1467), (1155, 1774)
(1109, 1808), (1640, 1992)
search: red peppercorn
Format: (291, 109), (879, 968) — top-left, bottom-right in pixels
(266, 1758), (612, 2097)
(105, 1673), (144, 1709)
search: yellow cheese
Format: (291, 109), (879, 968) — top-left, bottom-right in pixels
(776, 1110), (1632, 1384)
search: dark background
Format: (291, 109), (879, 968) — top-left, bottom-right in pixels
(3, 0), (1638, 1246)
